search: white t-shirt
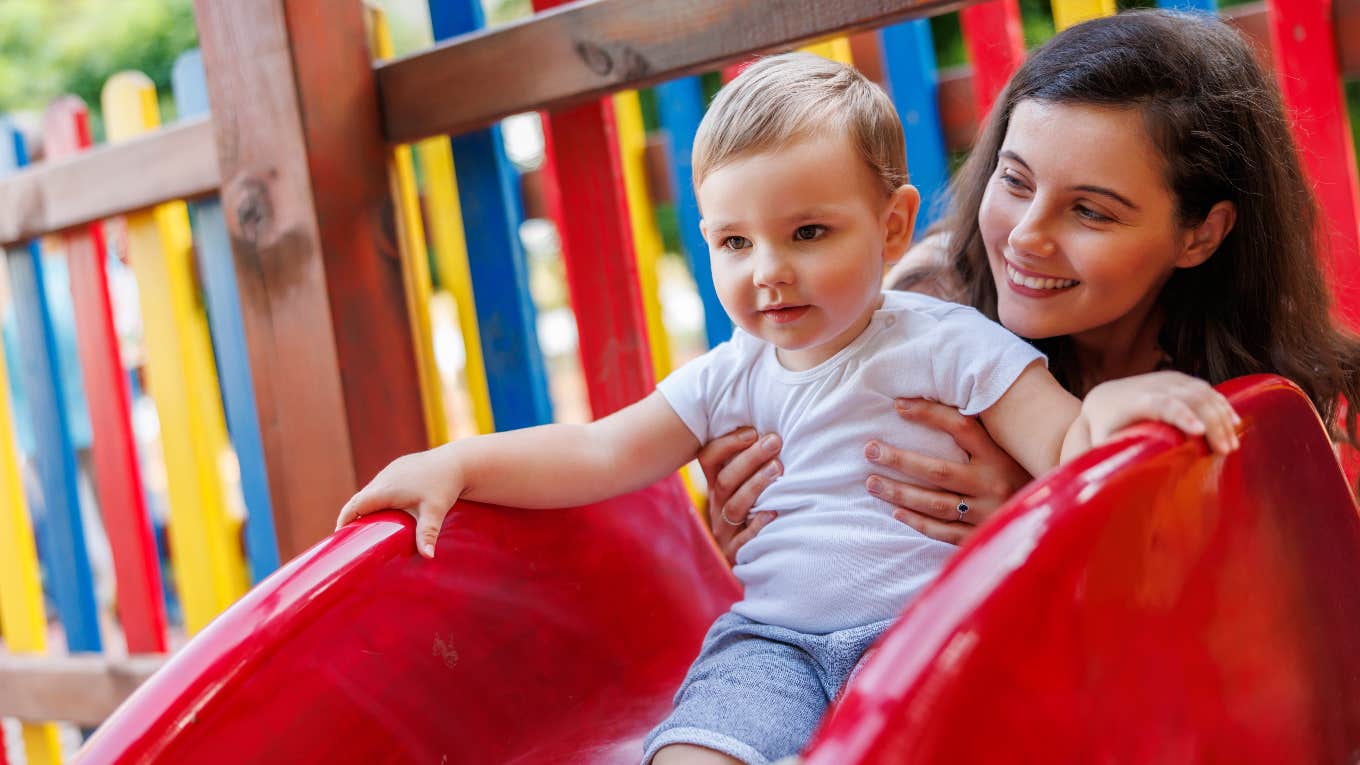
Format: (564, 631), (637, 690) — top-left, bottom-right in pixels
(657, 291), (1044, 633)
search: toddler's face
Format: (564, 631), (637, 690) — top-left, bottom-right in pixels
(698, 132), (916, 371)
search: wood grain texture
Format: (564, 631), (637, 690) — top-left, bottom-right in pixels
(0, 118), (215, 247)
(378, 0), (965, 143)
(192, 0), (426, 560)
(0, 653), (163, 726)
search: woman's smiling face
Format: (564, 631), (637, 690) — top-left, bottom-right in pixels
(979, 99), (1199, 345)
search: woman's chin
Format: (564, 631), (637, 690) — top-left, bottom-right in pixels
(997, 308), (1064, 341)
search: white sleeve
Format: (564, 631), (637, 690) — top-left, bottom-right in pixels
(655, 340), (742, 444)
(928, 307), (1047, 416)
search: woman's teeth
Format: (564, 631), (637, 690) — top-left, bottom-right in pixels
(1007, 263), (1078, 290)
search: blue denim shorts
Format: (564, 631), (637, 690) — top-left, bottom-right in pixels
(641, 610), (893, 765)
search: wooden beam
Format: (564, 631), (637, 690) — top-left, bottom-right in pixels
(0, 117), (216, 247)
(191, 0), (427, 561)
(377, 0), (966, 144)
(0, 653), (164, 726)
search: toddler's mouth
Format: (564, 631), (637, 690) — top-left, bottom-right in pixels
(760, 305), (810, 324)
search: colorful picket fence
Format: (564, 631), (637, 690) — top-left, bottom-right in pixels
(2, 0), (1360, 761)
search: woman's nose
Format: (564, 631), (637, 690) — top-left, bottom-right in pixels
(1008, 207), (1058, 258)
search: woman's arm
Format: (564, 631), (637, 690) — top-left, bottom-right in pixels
(336, 391), (701, 557)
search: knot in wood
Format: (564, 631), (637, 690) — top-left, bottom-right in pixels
(229, 177), (272, 245)
(575, 41), (651, 81)
(576, 41), (614, 76)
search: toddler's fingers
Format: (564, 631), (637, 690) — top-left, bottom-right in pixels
(414, 502), (447, 559)
(335, 494), (372, 530)
(1199, 393), (1240, 454)
(1154, 397), (1206, 437)
(335, 485), (400, 530)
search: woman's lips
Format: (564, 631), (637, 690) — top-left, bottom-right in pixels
(761, 305), (810, 324)
(1004, 261), (1079, 298)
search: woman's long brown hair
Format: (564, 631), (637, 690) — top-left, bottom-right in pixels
(935, 10), (1360, 446)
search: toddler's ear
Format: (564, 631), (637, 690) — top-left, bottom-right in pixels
(883, 184), (921, 263)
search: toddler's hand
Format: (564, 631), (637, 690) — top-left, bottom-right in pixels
(334, 445), (465, 559)
(1083, 371), (1241, 454)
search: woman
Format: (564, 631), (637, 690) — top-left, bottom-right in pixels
(699, 9), (1360, 558)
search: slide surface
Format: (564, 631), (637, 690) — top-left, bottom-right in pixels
(78, 376), (1360, 763)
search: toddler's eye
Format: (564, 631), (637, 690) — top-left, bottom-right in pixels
(793, 225), (826, 241)
(721, 236), (751, 251)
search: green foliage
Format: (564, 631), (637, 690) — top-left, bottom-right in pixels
(0, 0), (198, 140)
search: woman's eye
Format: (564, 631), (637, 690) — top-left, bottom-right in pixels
(721, 236), (751, 250)
(1074, 205), (1113, 223)
(999, 169), (1027, 190)
(793, 225), (826, 241)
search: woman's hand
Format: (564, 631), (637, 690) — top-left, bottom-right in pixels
(865, 398), (1031, 545)
(696, 427), (782, 565)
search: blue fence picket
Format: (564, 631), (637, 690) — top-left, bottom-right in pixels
(171, 50), (281, 582)
(426, 0), (553, 431)
(880, 20), (950, 235)
(1, 119), (101, 652)
(1158, 0), (1216, 11)
(655, 77), (732, 348)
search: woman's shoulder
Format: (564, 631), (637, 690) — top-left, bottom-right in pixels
(883, 231), (966, 302)
(880, 289), (980, 322)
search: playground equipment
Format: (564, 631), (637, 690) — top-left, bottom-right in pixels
(73, 375), (1360, 762)
(2, 0), (1360, 761)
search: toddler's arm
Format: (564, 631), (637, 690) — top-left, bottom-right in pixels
(977, 364), (1239, 478)
(335, 391), (701, 557)
(1059, 371), (1240, 461)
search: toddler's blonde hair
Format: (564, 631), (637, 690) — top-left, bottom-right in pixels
(693, 52), (908, 196)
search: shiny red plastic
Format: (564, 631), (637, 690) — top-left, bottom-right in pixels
(79, 376), (1360, 763)
(78, 476), (740, 763)
(806, 375), (1360, 763)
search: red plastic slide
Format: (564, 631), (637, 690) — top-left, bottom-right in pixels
(77, 375), (1360, 763)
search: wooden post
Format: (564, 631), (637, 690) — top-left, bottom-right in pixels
(881, 20), (951, 234)
(1268, 0), (1360, 329)
(960, 1), (1026, 121)
(191, 0), (427, 560)
(532, 0), (657, 419)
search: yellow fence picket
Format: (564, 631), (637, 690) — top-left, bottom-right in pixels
(370, 5), (450, 446)
(0, 336), (61, 764)
(613, 90), (673, 381)
(1051, 0), (1114, 31)
(415, 137), (495, 435)
(801, 37), (856, 65)
(102, 72), (246, 635)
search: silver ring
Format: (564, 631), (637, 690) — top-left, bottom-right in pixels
(720, 507), (746, 527)
(955, 498), (969, 523)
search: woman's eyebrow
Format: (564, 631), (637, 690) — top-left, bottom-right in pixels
(1073, 184), (1140, 211)
(998, 150), (1031, 171)
(1000, 150), (1140, 211)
